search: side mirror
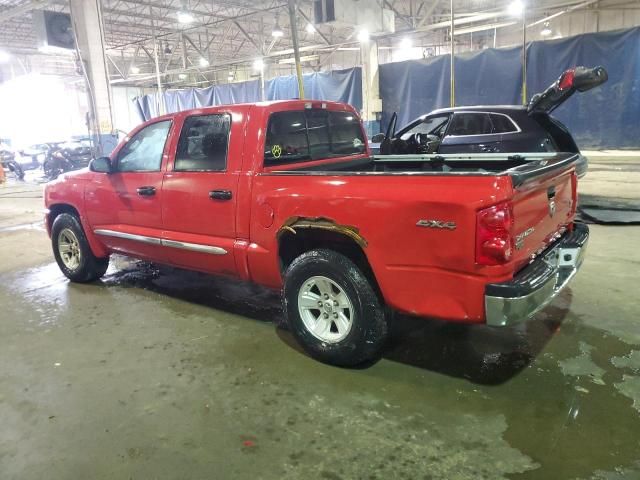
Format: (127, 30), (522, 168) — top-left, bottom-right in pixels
(90, 156), (112, 173)
(371, 133), (386, 143)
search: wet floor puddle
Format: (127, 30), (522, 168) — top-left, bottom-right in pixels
(1, 259), (639, 479)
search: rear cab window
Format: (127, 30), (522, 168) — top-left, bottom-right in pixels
(264, 109), (365, 167)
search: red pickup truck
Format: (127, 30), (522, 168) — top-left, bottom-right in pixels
(44, 100), (588, 366)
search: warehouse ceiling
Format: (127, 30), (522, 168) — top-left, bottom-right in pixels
(0, 0), (633, 86)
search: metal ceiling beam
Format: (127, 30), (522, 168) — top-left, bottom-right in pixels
(108, 3), (286, 50)
(232, 19), (262, 53)
(0, 0), (51, 23)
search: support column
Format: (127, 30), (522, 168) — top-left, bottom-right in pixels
(69, 0), (118, 155)
(360, 39), (382, 137)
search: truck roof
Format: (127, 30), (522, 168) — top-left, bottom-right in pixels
(151, 99), (357, 122)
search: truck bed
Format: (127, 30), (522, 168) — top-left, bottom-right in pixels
(269, 152), (579, 187)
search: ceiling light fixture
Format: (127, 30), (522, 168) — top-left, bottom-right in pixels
(507, 0), (524, 16)
(306, 22), (316, 34)
(541, 21), (552, 36)
(399, 37), (412, 49)
(177, 0), (193, 23)
(178, 73), (187, 80)
(357, 29), (370, 42)
(130, 66), (140, 74)
(199, 57), (209, 67)
(0, 50), (11, 63)
(177, 11), (193, 23)
(272, 14), (284, 37)
(253, 58), (264, 71)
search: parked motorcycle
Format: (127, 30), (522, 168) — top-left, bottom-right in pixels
(43, 142), (93, 180)
(0, 144), (25, 181)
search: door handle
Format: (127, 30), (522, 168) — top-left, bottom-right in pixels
(209, 190), (232, 201)
(479, 145), (497, 153)
(136, 186), (156, 196)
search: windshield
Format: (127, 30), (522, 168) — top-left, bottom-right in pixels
(399, 115), (450, 140)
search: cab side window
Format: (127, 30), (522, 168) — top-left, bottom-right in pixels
(116, 120), (171, 172)
(447, 113), (493, 136)
(175, 114), (230, 171)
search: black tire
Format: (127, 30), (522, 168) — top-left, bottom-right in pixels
(283, 249), (388, 367)
(51, 213), (109, 282)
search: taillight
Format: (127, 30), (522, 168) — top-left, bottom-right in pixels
(558, 69), (575, 90)
(476, 202), (514, 265)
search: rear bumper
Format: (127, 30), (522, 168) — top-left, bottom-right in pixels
(576, 153), (588, 178)
(484, 223), (589, 326)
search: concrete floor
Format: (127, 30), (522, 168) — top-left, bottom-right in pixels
(1, 157), (639, 479)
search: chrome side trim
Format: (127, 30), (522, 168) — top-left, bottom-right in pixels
(94, 229), (161, 245)
(161, 239), (227, 255)
(93, 229), (227, 255)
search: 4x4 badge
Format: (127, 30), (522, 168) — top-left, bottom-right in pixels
(416, 219), (456, 230)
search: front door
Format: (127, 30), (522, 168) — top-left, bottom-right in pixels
(85, 119), (173, 262)
(161, 111), (239, 275)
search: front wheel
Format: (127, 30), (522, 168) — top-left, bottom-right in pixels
(283, 249), (388, 367)
(51, 213), (109, 282)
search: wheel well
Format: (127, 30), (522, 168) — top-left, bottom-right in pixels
(48, 204), (80, 231)
(278, 229), (383, 299)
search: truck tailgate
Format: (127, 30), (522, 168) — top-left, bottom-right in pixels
(510, 163), (575, 269)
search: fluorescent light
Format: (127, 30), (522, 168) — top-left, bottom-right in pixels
(272, 26), (284, 37)
(399, 37), (412, 49)
(541, 22), (552, 36)
(253, 58), (264, 71)
(454, 21), (517, 35)
(130, 66), (140, 74)
(357, 29), (369, 42)
(507, 0), (524, 16)
(306, 23), (316, 34)
(199, 57), (209, 67)
(0, 50), (10, 63)
(278, 54), (319, 64)
(177, 10), (193, 23)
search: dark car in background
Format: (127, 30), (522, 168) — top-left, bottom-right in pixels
(371, 66), (608, 178)
(43, 141), (93, 179)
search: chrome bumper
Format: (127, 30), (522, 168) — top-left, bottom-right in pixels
(485, 223), (589, 327)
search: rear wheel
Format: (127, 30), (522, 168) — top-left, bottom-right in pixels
(283, 249), (388, 366)
(51, 213), (109, 282)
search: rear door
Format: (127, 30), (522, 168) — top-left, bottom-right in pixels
(161, 110), (239, 275)
(85, 119), (173, 262)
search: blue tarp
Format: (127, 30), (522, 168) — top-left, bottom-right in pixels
(526, 28), (640, 149)
(133, 28), (639, 148)
(134, 67), (362, 122)
(380, 27), (640, 149)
